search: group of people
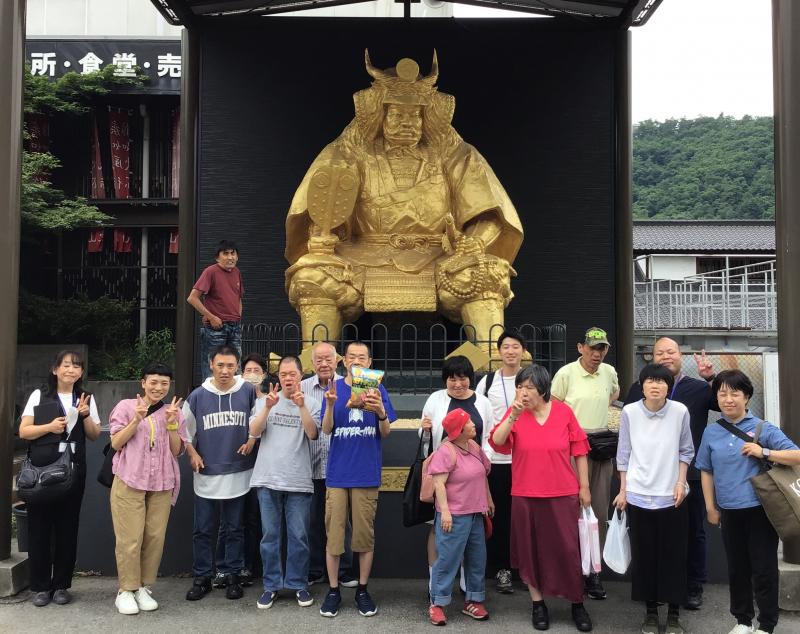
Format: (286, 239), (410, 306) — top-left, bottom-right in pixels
(16, 237), (800, 633)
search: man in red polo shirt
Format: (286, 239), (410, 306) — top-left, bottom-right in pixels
(187, 240), (245, 379)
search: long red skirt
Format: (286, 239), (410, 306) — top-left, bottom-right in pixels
(510, 495), (584, 603)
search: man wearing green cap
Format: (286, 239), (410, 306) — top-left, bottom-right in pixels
(551, 327), (620, 601)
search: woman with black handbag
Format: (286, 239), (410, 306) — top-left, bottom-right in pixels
(18, 350), (101, 607)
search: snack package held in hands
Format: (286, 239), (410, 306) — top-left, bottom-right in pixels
(347, 366), (385, 409)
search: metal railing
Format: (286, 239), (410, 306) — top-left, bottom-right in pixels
(241, 322), (567, 395)
(634, 259), (777, 331)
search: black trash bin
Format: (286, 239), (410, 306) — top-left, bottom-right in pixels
(12, 502), (27, 552)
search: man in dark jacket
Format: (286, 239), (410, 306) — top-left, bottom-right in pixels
(623, 337), (717, 610)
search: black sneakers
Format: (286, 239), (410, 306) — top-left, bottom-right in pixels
(584, 573), (607, 600)
(186, 577), (213, 601)
(532, 602), (549, 630)
(572, 603), (593, 632)
(225, 573), (243, 600)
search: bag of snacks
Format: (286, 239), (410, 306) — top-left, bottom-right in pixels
(347, 366), (385, 409)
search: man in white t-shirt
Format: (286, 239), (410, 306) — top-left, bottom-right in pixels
(475, 329), (525, 594)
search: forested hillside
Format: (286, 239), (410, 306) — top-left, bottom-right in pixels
(633, 115), (774, 220)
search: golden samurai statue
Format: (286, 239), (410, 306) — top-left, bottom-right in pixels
(285, 51), (523, 350)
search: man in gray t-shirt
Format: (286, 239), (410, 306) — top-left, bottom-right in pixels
(246, 356), (319, 608)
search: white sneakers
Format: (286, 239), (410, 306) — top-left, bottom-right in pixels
(728, 626), (760, 634)
(134, 587), (158, 611)
(115, 587), (158, 615)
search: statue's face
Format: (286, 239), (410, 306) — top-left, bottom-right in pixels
(383, 104), (423, 146)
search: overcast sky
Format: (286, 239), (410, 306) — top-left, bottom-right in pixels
(456, 0), (774, 123)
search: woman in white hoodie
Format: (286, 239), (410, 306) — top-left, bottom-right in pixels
(419, 356), (493, 590)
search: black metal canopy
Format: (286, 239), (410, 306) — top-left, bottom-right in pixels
(150, 0), (664, 28)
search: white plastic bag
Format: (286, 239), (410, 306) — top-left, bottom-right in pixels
(578, 506), (602, 575)
(602, 509), (631, 574)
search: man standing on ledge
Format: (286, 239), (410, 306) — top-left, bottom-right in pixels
(623, 338), (717, 610)
(551, 327), (620, 601)
(318, 341), (397, 619)
(187, 239), (244, 379)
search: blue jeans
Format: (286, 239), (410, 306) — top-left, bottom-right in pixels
(258, 487), (312, 592)
(193, 494), (246, 578)
(431, 512), (486, 606)
(200, 322), (242, 379)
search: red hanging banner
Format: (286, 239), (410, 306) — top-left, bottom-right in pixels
(109, 110), (131, 199)
(113, 228), (133, 253)
(169, 229), (179, 254)
(87, 229), (104, 253)
(91, 113), (105, 199)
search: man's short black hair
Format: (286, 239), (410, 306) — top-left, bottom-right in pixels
(345, 340), (372, 357)
(215, 239), (238, 256)
(441, 355), (475, 386)
(497, 329), (526, 350)
(515, 364), (551, 402)
(712, 369), (754, 400)
(211, 345), (240, 362)
(141, 362), (174, 380)
(241, 353), (268, 373)
(638, 363), (675, 392)
(278, 355), (303, 374)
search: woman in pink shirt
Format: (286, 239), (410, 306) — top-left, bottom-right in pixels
(108, 363), (188, 615)
(427, 409), (494, 626)
(490, 365), (593, 632)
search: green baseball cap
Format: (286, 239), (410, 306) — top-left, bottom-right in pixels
(583, 327), (610, 347)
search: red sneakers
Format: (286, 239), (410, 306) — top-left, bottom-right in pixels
(462, 601), (489, 620)
(429, 604), (447, 626)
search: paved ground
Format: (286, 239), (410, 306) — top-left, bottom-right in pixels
(1, 578), (799, 633)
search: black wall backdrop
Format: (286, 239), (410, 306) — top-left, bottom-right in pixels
(196, 17), (618, 364)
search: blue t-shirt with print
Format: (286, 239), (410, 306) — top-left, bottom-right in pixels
(695, 412), (799, 509)
(322, 381), (397, 488)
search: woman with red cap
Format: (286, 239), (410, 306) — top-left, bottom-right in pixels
(427, 408), (494, 626)
(490, 364), (594, 632)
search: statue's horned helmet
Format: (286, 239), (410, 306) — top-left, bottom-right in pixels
(364, 49), (439, 106)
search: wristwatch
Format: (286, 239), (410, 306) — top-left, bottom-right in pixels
(762, 448), (771, 461)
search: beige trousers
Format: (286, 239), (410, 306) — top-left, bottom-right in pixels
(110, 478), (172, 591)
(588, 457), (614, 549)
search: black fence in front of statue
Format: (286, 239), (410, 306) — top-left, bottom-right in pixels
(240, 321), (567, 395)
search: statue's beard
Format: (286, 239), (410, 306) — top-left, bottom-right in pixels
(383, 128), (422, 147)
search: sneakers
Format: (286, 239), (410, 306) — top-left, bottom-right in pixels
(134, 587), (158, 611)
(185, 577), (212, 601)
(584, 573), (607, 600)
(429, 604), (447, 626)
(355, 588), (377, 617)
(665, 613), (684, 634)
(728, 625), (753, 634)
(495, 568), (514, 594)
(641, 613), (659, 634)
(115, 590), (140, 615)
(239, 568), (254, 587)
(32, 591), (51, 607)
(572, 603), (593, 632)
(225, 573), (243, 600)
(52, 589), (72, 605)
(462, 601), (489, 621)
(320, 588), (342, 617)
(212, 571), (227, 588)
(532, 602), (549, 630)
(296, 589), (314, 607)
(684, 587), (703, 610)
(339, 573), (359, 588)
(257, 590), (277, 609)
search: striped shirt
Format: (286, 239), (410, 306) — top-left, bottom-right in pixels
(301, 373), (342, 480)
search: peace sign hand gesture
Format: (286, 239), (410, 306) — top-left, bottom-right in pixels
(291, 390), (305, 409)
(693, 349), (715, 380)
(265, 383), (280, 409)
(509, 387), (525, 419)
(77, 393), (91, 417)
(324, 380), (338, 406)
(166, 395), (183, 424)
(133, 394), (148, 423)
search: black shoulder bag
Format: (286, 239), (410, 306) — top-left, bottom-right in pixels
(402, 430), (435, 527)
(17, 429), (76, 504)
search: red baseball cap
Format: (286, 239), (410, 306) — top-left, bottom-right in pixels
(442, 408), (471, 441)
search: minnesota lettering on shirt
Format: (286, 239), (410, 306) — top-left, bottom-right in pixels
(202, 410), (246, 430)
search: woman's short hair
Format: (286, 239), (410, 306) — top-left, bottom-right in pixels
(712, 369), (754, 400)
(241, 353), (268, 373)
(45, 350), (87, 398)
(638, 363), (675, 392)
(441, 355), (475, 386)
(141, 362), (173, 380)
(515, 364), (551, 402)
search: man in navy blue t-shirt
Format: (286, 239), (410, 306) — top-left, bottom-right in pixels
(318, 341), (396, 619)
(624, 337), (717, 610)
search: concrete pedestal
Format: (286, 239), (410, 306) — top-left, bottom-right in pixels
(0, 546), (28, 598)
